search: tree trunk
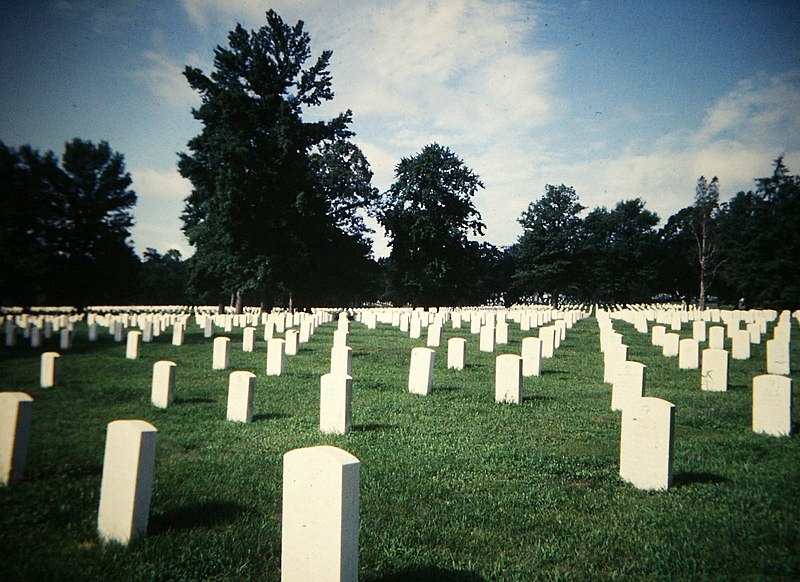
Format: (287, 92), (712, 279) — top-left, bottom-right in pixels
(699, 276), (706, 311)
(234, 289), (243, 315)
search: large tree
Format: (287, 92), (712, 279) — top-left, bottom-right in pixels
(691, 176), (724, 310)
(179, 9), (376, 309)
(719, 156), (800, 308)
(0, 139), (138, 306)
(379, 143), (485, 306)
(582, 198), (660, 305)
(511, 184), (585, 307)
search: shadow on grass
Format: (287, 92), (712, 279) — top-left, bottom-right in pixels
(174, 397), (217, 405)
(150, 500), (246, 534)
(366, 566), (487, 581)
(28, 463), (103, 481)
(673, 472), (729, 487)
(253, 412), (290, 422)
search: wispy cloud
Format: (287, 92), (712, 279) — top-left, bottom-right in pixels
(130, 51), (203, 109)
(130, 167), (193, 256)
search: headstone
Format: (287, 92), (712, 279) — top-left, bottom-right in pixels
(227, 371), (255, 423)
(678, 338), (700, 369)
(89, 322), (99, 342)
(285, 330), (300, 356)
(408, 347), (435, 396)
(151, 361), (176, 409)
(651, 325), (666, 347)
(708, 326), (725, 349)
(0, 392), (34, 486)
(766, 338), (790, 375)
(731, 329), (751, 360)
(141, 321), (153, 343)
(333, 329), (350, 349)
(619, 397), (675, 491)
(447, 337), (467, 370)
(426, 323), (442, 347)
(701, 348), (728, 392)
(281, 445), (360, 582)
(539, 326), (556, 358)
(320, 373), (353, 435)
(267, 338), (286, 376)
(243, 327), (256, 352)
(59, 328), (72, 350)
(97, 420), (158, 544)
(752, 374), (792, 436)
(330, 345), (353, 377)
(604, 343), (628, 384)
(611, 361), (646, 411)
(495, 321), (509, 345)
(126, 331), (142, 360)
(692, 320), (707, 343)
(479, 325), (495, 352)
(212, 337), (230, 370)
(30, 325), (41, 348)
(495, 354), (522, 404)
(203, 318), (213, 338)
(521, 337), (542, 377)
(172, 322), (185, 346)
(40, 352), (60, 388)
(662, 333), (679, 357)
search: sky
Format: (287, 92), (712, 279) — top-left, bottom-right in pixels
(1, 0), (799, 259)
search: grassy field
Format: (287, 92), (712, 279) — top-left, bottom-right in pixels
(1, 312), (798, 581)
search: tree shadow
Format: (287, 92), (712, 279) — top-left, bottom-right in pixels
(150, 500), (246, 534)
(365, 566), (488, 582)
(522, 395), (556, 404)
(672, 472), (729, 487)
(174, 397), (216, 404)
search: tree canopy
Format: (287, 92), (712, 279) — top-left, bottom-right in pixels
(178, 9), (378, 309)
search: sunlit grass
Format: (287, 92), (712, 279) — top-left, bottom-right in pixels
(1, 313), (798, 580)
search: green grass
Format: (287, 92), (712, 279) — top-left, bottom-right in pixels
(1, 313), (798, 581)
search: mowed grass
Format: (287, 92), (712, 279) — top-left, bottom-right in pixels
(0, 313), (798, 581)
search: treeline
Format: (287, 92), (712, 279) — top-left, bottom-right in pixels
(2, 9), (798, 310)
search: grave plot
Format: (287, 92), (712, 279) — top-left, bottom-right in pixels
(0, 305), (797, 580)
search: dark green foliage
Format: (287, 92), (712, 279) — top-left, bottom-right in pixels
(137, 248), (190, 305)
(511, 184), (585, 306)
(179, 9), (378, 308)
(379, 143), (486, 306)
(0, 139), (139, 306)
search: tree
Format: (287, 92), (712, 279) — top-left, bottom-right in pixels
(582, 198), (660, 305)
(138, 248), (189, 305)
(691, 176), (724, 310)
(719, 156), (800, 308)
(379, 143), (485, 306)
(657, 206), (699, 305)
(179, 9), (375, 310)
(511, 184), (585, 307)
(0, 139), (138, 306)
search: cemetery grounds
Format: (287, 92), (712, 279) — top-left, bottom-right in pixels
(1, 309), (798, 580)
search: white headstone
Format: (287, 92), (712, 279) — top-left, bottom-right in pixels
(330, 345), (353, 377)
(731, 329), (751, 360)
(59, 328), (71, 350)
(766, 338), (790, 376)
(692, 320), (707, 342)
(708, 326), (725, 349)
(97, 420), (158, 544)
(267, 338), (286, 376)
(320, 373), (353, 435)
(242, 327), (256, 352)
(539, 326), (556, 358)
(151, 361), (176, 409)
(678, 338), (700, 369)
(662, 333), (680, 357)
(619, 397), (675, 491)
(0, 392), (34, 486)
(495, 354), (522, 404)
(408, 347), (435, 396)
(281, 445), (360, 582)
(171, 322), (185, 346)
(521, 337), (542, 377)
(227, 371), (255, 423)
(285, 330), (300, 356)
(479, 325), (495, 352)
(212, 337), (230, 370)
(701, 348), (728, 392)
(426, 323), (442, 347)
(40, 352), (60, 388)
(611, 361), (646, 411)
(752, 374), (792, 436)
(447, 337), (467, 370)
(651, 325), (666, 347)
(495, 321), (509, 345)
(126, 331), (142, 360)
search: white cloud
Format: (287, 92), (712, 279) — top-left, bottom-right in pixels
(131, 51), (203, 109)
(130, 168), (194, 257)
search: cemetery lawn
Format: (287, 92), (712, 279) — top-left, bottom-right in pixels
(1, 315), (799, 581)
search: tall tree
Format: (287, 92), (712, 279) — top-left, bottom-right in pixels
(657, 206), (699, 305)
(719, 156), (800, 308)
(582, 198), (660, 305)
(379, 143), (485, 306)
(179, 9), (375, 310)
(511, 184), (585, 307)
(691, 176), (724, 310)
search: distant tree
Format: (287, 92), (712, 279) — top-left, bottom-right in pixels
(378, 143), (485, 306)
(657, 206), (698, 305)
(138, 248), (189, 305)
(582, 198), (660, 305)
(0, 139), (138, 306)
(690, 176), (724, 310)
(511, 184), (585, 307)
(179, 9), (375, 310)
(719, 156), (800, 308)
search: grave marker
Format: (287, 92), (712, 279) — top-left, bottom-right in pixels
(267, 338), (286, 376)
(701, 348), (728, 391)
(212, 337), (230, 370)
(408, 347), (435, 396)
(40, 352), (60, 388)
(227, 371), (255, 423)
(447, 337), (467, 370)
(495, 354), (522, 404)
(151, 361), (176, 409)
(0, 392), (34, 486)
(320, 373), (353, 435)
(619, 397), (675, 491)
(752, 374), (792, 436)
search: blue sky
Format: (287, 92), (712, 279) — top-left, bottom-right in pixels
(2, 0), (799, 258)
